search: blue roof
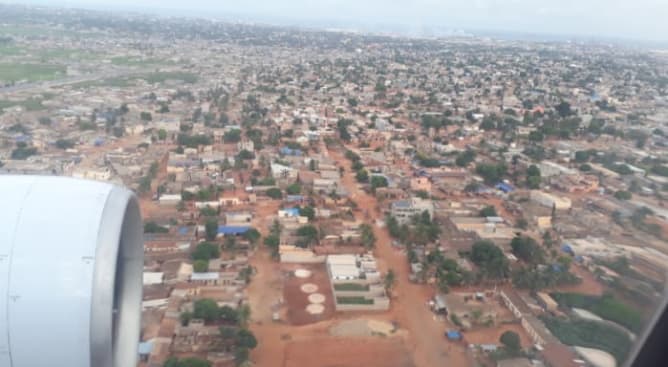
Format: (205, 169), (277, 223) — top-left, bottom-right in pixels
(495, 182), (514, 193)
(138, 341), (153, 355)
(446, 330), (462, 339)
(282, 207), (300, 216)
(178, 226), (189, 235)
(280, 147), (303, 156)
(218, 225), (251, 235)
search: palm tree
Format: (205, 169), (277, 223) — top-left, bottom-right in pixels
(384, 269), (396, 294)
(237, 304), (251, 328)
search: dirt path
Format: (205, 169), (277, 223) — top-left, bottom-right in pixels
(329, 147), (471, 367)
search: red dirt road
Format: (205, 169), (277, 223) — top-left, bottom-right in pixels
(329, 147), (471, 367)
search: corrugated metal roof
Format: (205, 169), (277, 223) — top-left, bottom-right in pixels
(217, 225), (250, 235)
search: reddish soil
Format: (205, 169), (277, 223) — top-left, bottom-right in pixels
(283, 337), (415, 367)
(282, 263), (336, 325)
(550, 264), (604, 296)
(328, 147), (472, 367)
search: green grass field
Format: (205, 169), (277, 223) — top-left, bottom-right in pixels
(0, 63), (65, 83)
(0, 97), (46, 112)
(110, 56), (171, 66)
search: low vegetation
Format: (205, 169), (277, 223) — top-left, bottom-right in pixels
(551, 292), (644, 332)
(337, 296), (374, 305)
(542, 316), (632, 365)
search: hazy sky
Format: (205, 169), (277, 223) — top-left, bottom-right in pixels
(9, 0), (668, 41)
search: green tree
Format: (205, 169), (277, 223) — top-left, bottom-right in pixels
(479, 205), (497, 217)
(266, 188), (283, 199)
(237, 304), (252, 327)
(193, 299), (220, 323)
(455, 149), (476, 167)
(180, 311), (193, 326)
(236, 328), (258, 349)
(193, 259), (209, 272)
(359, 223), (376, 249)
(356, 169), (369, 183)
(205, 219), (219, 241)
(296, 225), (318, 246)
(614, 190), (632, 200)
(199, 206), (218, 217)
(470, 240), (510, 280)
(219, 305), (239, 323)
(144, 221), (169, 233)
(370, 175), (389, 192)
(234, 348), (250, 366)
(158, 128), (167, 140)
(510, 236), (544, 264)
(286, 183), (301, 195)
(526, 164), (542, 189)
(500, 330), (521, 355)
(475, 163), (507, 185)
(243, 228), (261, 245)
(224, 129), (242, 143)
(55, 138), (75, 150)
(192, 242), (220, 261)
(298, 206), (315, 221)
(384, 269), (396, 293)
(164, 357), (211, 367)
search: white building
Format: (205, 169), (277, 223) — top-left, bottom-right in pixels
(390, 197), (434, 224)
(326, 254), (361, 280)
(530, 190), (572, 210)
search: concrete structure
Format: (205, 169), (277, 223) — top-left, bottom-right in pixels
(390, 197), (434, 224)
(410, 176), (432, 192)
(530, 190), (572, 210)
(536, 292), (558, 312)
(326, 254), (389, 311)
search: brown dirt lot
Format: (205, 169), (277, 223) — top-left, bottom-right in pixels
(550, 264), (604, 296)
(283, 337), (415, 367)
(282, 264), (336, 325)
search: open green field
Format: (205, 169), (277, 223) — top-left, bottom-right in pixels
(110, 56), (172, 66)
(0, 45), (23, 56)
(70, 77), (134, 89)
(0, 97), (47, 113)
(141, 71), (197, 84)
(0, 63), (65, 83)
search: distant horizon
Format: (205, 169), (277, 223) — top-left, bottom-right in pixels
(4, 0), (668, 46)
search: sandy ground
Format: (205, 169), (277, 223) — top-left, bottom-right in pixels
(283, 337), (415, 367)
(329, 318), (397, 337)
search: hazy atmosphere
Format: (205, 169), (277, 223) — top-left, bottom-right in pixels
(9, 0), (668, 41)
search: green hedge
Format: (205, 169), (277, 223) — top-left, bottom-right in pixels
(337, 296), (374, 305)
(333, 283), (370, 291)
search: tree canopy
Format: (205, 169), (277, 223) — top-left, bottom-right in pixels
(469, 240), (510, 280)
(510, 235), (544, 264)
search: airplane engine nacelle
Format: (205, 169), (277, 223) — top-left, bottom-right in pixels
(0, 175), (143, 367)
